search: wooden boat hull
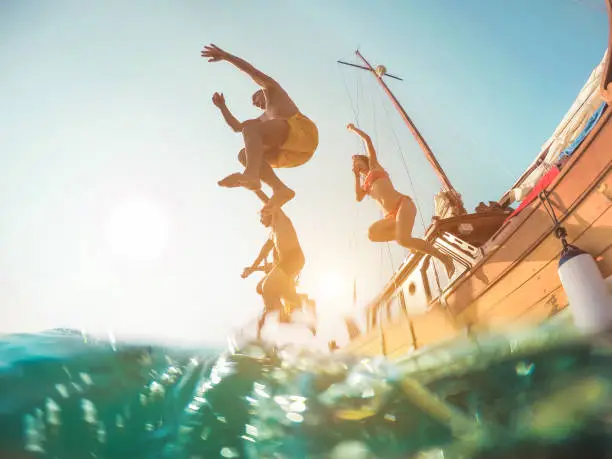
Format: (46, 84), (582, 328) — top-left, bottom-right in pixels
(344, 106), (612, 359)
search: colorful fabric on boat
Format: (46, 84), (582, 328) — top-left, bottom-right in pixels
(504, 166), (561, 223)
(556, 102), (607, 163)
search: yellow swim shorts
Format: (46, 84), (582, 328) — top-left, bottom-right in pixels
(268, 113), (319, 168)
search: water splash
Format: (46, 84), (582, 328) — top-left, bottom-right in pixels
(1, 324), (612, 458)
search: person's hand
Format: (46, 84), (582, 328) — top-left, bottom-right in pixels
(263, 262), (274, 274)
(346, 123), (356, 131)
(201, 44), (230, 62)
(241, 266), (255, 279)
(212, 92), (225, 108)
(352, 156), (363, 175)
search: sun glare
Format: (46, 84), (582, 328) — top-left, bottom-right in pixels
(304, 269), (352, 308)
(105, 195), (169, 262)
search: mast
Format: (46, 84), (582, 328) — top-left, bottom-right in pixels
(339, 51), (467, 215)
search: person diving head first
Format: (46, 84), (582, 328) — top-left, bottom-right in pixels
(241, 199), (316, 339)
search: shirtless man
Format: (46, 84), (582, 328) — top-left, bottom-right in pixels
(241, 197), (316, 338)
(202, 44), (319, 214)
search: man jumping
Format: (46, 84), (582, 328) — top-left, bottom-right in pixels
(241, 192), (316, 339)
(202, 43), (318, 215)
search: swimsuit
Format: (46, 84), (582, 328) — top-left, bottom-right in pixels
(276, 248), (305, 280)
(384, 195), (410, 219)
(268, 113), (319, 169)
(362, 169), (411, 219)
(362, 169), (389, 194)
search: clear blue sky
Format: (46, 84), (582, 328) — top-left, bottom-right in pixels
(0, 0), (607, 345)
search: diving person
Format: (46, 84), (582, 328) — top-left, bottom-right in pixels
(241, 203), (316, 339)
(202, 43), (319, 215)
(347, 123), (456, 277)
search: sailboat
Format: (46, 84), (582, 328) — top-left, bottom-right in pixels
(334, 1), (612, 358)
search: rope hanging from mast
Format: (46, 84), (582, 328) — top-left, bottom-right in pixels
(339, 53), (451, 293)
(378, 96), (443, 294)
(340, 65), (364, 307)
(353, 51), (467, 217)
(340, 63), (399, 304)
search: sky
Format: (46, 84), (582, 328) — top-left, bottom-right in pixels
(0, 0), (608, 347)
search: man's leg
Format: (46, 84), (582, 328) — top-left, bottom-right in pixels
(262, 267), (302, 312)
(265, 266), (317, 335)
(234, 149), (296, 209)
(256, 309), (270, 340)
(257, 291), (283, 339)
(218, 119), (289, 192)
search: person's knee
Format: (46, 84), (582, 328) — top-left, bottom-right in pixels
(367, 226), (376, 241)
(368, 226), (384, 242)
(242, 120), (261, 138)
(238, 148), (246, 166)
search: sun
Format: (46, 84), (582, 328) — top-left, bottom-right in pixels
(105, 195), (169, 262)
(301, 268), (353, 308)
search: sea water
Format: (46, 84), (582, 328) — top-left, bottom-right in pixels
(1, 316), (612, 459)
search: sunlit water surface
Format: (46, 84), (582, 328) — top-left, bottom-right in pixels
(1, 315), (612, 458)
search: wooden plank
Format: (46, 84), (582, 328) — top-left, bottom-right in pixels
(517, 286), (569, 323)
(382, 316), (415, 355)
(410, 307), (459, 348)
(429, 241), (611, 337)
(445, 117), (612, 316)
(449, 169), (611, 321)
(458, 205), (612, 325)
(467, 286), (568, 335)
(343, 330), (384, 356)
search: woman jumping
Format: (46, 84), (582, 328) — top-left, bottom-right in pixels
(347, 123), (455, 277)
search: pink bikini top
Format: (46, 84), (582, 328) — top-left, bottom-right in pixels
(362, 169), (389, 194)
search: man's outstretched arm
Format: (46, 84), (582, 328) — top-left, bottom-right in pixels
(250, 239), (275, 269)
(202, 44), (280, 90)
(212, 92), (243, 132)
(220, 105), (243, 132)
(242, 238), (274, 279)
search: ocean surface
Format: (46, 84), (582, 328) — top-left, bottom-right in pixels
(1, 315), (612, 458)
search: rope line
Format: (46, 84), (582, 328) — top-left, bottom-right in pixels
(340, 66), (364, 306)
(378, 85), (443, 293)
(379, 96), (428, 233)
(367, 76), (397, 275)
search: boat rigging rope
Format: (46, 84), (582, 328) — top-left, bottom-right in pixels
(342, 66), (399, 300)
(538, 190), (570, 253)
(379, 96), (428, 233)
(378, 93), (444, 294)
(340, 67), (363, 306)
(367, 79), (399, 277)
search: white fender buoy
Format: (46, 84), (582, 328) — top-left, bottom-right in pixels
(558, 245), (612, 334)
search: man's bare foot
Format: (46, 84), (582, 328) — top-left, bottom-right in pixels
(261, 187), (295, 215)
(218, 172), (261, 190)
(218, 173), (243, 188)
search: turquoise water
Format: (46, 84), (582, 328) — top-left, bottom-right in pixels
(1, 319), (612, 458)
